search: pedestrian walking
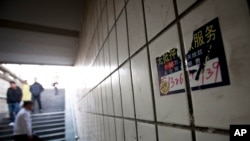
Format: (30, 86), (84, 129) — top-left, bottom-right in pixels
(30, 81), (44, 112)
(6, 81), (22, 126)
(13, 101), (43, 141)
(52, 82), (58, 95)
(22, 80), (32, 101)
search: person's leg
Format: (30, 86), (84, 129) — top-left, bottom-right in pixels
(54, 86), (58, 95)
(32, 95), (36, 112)
(15, 102), (20, 113)
(37, 95), (42, 110)
(8, 103), (15, 122)
(13, 102), (20, 119)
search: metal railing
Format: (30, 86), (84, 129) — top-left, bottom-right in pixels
(0, 96), (6, 99)
(70, 96), (79, 140)
(0, 65), (24, 100)
(0, 65), (24, 83)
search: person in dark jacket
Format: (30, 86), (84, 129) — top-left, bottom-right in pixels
(30, 81), (44, 112)
(7, 81), (22, 126)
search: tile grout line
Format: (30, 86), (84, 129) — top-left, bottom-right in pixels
(85, 111), (229, 135)
(172, 0), (204, 141)
(109, 0), (119, 140)
(104, 0), (116, 140)
(114, 0), (127, 141)
(124, 0), (139, 140)
(100, 83), (106, 141)
(140, 0), (159, 141)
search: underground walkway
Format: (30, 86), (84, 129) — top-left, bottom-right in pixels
(0, 0), (250, 141)
(0, 89), (66, 141)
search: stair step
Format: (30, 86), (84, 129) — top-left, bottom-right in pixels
(0, 110), (65, 141)
(32, 111), (65, 117)
(0, 128), (12, 134)
(0, 122), (65, 132)
(0, 120), (10, 126)
(40, 132), (65, 140)
(32, 113), (64, 119)
(0, 134), (66, 141)
(0, 134), (12, 140)
(0, 119), (64, 131)
(32, 115), (64, 122)
(0, 118), (11, 122)
(32, 118), (64, 126)
(47, 137), (65, 141)
(33, 122), (65, 131)
(0, 124), (65, 140)
(1, 111), (64, 122)
(35, 127), (65, 136)
(0, 124), (12, 130)
(41, 108), (64, 111)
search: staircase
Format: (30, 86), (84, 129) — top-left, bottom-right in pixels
(0, 111), (65, 141)
(0, 89), (67, 141)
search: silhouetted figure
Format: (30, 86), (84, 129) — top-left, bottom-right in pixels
(52, 82), (58, 95)
(13, 101), (43, 141)
(7, 81), (22, 126)
(30, 81), (44, 112)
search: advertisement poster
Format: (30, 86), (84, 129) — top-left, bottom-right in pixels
(156, 48), (185, 96)
(156, 18), (230, 96)
(186, 17), (230, 91)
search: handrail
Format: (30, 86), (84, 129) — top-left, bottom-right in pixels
(69, 92), (79, 140)
(0, 65), (24, 83)
(0, 96), (6, 99)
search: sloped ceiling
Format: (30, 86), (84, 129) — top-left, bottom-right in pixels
(0, 0), (84, 66)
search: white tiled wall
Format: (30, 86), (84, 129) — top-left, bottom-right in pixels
(93, 89), (99, 113)
(99, 48), (105, 79)
(137, 122), (156, 141)
(176, 0), (196, 14)
(109, 117), (116, 141)
(124, 120), (137, 141)
(196, 132), (228, 141)
(97, 21), (103, 49)
(149, 25), (190, 125)
(104, 116), (110, 141)
(115, 118), (125, 141)
(117, 9), (129, 65)
(126, 0), (146, 55)
(97, 115), (105, 141)
(144, 0), (175, 40)
(111, 71), (123, 116)
(109, 28), (118, 72)
(131, 48), (154, 121)
(104, 40), (111, 76)
(102, 5), (109, 42)
(106, 77), (114, 115)
(75, 0), (250, 141)
(181, 0), (250, 129)
(119, 62), (135, 118)
(107, 0), (115, 32)
(97, 86), (103, 114)
(101, 83), (108, 114)
(158, 126), (192, 141)
(114, 0), (125, 19)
